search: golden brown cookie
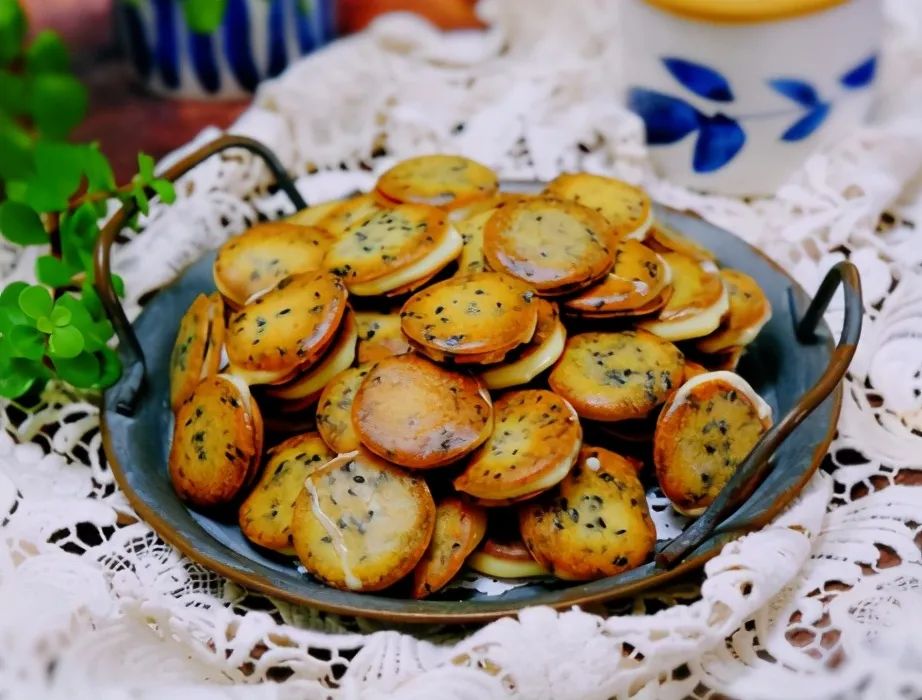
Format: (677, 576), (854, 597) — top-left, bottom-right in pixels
(169, 374), (263, 508)
(316, 193), (388, 238)
(563, 240), (671, 317)
(375, 155), (499, 208)
(315, 364), (374, 453)
(453, 389), (581, 500)
(354, 311), (413, 363)
(548, 330), (685, 422)
(637, 253), (728, 341)
(284, 198), (348, 228)
(455, 209), (492, 275)
(213, 223), (334, 308)
(263, 311), (357, 402)
(411, 497), (487, 598)
(291, 450), (436, 591)
(519, 446), (656, 580)
(238, 433), (334, 554)
(697, 269), (771, 353)
(654, 371), (772, 516)
(225, 271), (348, 385)
(483, 197), (615, 295)
(480, 299), (566, 390)
(544, 172), (653, 241)
(170, 293), (225, 412)
(352, 354), (493, 469)
(324, 204), (462, 295)
(683, 360), (709, 381)
(467, 536), (549, 578)
(645, 220), (716, 262)
(400, 272), (539, 364)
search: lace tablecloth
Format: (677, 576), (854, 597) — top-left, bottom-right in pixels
(3, 1), (922, 698)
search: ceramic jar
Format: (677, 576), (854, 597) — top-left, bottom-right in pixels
(117, 0), (338, 99)
(623, 0), (883, 195)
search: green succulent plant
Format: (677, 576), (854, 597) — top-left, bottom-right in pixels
(0, 0), (176, 399)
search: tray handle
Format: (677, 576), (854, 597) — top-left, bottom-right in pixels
(656, 260), (862, 568)
(93, 135), (306, 417)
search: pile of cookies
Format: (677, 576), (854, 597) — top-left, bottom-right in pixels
(167, 155), (774, 597)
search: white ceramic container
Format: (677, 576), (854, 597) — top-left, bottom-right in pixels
(622, 0), (883, 196)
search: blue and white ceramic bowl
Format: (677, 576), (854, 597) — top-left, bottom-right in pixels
(623, 0), (882, 196)
(117, 0), (338, 99)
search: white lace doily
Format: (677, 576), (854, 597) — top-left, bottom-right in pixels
(3, 1), (922, 698)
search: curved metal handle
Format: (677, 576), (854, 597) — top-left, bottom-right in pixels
(656, 261), (862, 568)
(94, 135), (306, 416)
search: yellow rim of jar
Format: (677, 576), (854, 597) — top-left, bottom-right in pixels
(641, 0), (849, 23)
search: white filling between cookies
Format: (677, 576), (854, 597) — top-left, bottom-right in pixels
(480, 320), (566, 390)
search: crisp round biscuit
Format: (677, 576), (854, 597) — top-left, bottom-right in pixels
(455, 209), (493, 275)
(549, 330), (685, 422)
(654, 371), (772, 515)
(263, 311), (357, 402)
(646, 220), (716, 262)
(519, 446), (657, 580)
(225, 271), (348, 385)
(412, 497), (487, 598)
(480, 299), (566, 390)
(637, 253), (728, 341)
(400, 272), (539, 363)
(467, 536), (549, 578)
(683, 360), (709, 381)
(544, 172), (653, 240)
(483, 197), (615, 295)
(354, 311), (413, 363)
(352, 355), (493, 469)
(453, 389), (582, 500)
(375, 155), (499, 208)
(213, 223), (334, 308)
(238, 433), (334, 553)
(285, 198), (348, 228)
(564, 240), (670, 316)
(697, 268), (771, 353)
(316, 193), (388, 238)
(291, 450), (436, 591)
(170, 292), (225, 412)
(449, 192), (529, 223)
(169, 375), (262, 508)
(315, 364), (374, 453)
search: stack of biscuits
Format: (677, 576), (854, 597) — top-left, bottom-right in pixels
(168, 154), (775, 597)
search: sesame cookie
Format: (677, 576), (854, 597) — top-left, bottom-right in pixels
(324, 204), (462, 296)
(225, 271), (348, 385)
(645, 220), (716, 262)
(483, 197), (614, 295)
(315, 364), (374, 453)
(169, 374), (263, 508)
(548, 330), (685, 422)
(455, 209), (492, 275)
(411, 497), (488, 598)
(564, 240), (671, 317)
(375, 154), (499, 209)
(285, 198), (348, 228)
(654, 371), (772, 516)
(213, 222), (334, 308)
(637, 253), (728, 341)
(544, 172), (653, 240)
(316, 193), (388, 238)
(697, 269), (771, 353)
(238, 432), (334, 554)
(354, 311), (413, 363)
(263, 311), (357, 402)
(170, 292), (225, 411)
(467, 536), (549, 578)
(453, 389), (582, 500)
(352, 354), (493, 468)
(519, 446), (657, 580)
(400, 272), (539, 364)
(480, 299), (566, 390)
(291, 450), (436, 591)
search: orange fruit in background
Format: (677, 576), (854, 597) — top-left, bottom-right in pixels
(339, 0), (484, 33)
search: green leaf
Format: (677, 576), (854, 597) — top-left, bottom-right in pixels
(111, 274), (125, 298)
(151, 178), (176, 204)
(55, 294), (94, 328)
(36, 255), (76, 287)
(0, 121), (33, 180)
(0, 282), (30, 334)
(31, 74), (88, 139)
(0, 201), (47, 245)
(53, 350), (100, 388)
(35, 316), (53, 333)
(50, 304), (72, 327)
(0, 281), (29, 309)
(80, 282), (103, 318)
(137, 152), (155, 182)
(8, 324), (45, 360)
(96, 346), (121, 388)
(0, 70), (28, 116)
(82, 319), (114, 352)
(180, 0), (227, 33)
(18, 285), (53, 320)
(21, 142), (88, 212)
(82, 145), (116, 192)
(26, 30), (70, 74)
(49, 324), (84, 358)
(0, 358), (45, 398)
(60, 203), (99, 270)
(0, 0), (26, 67)
(133, 186), (150, 215)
